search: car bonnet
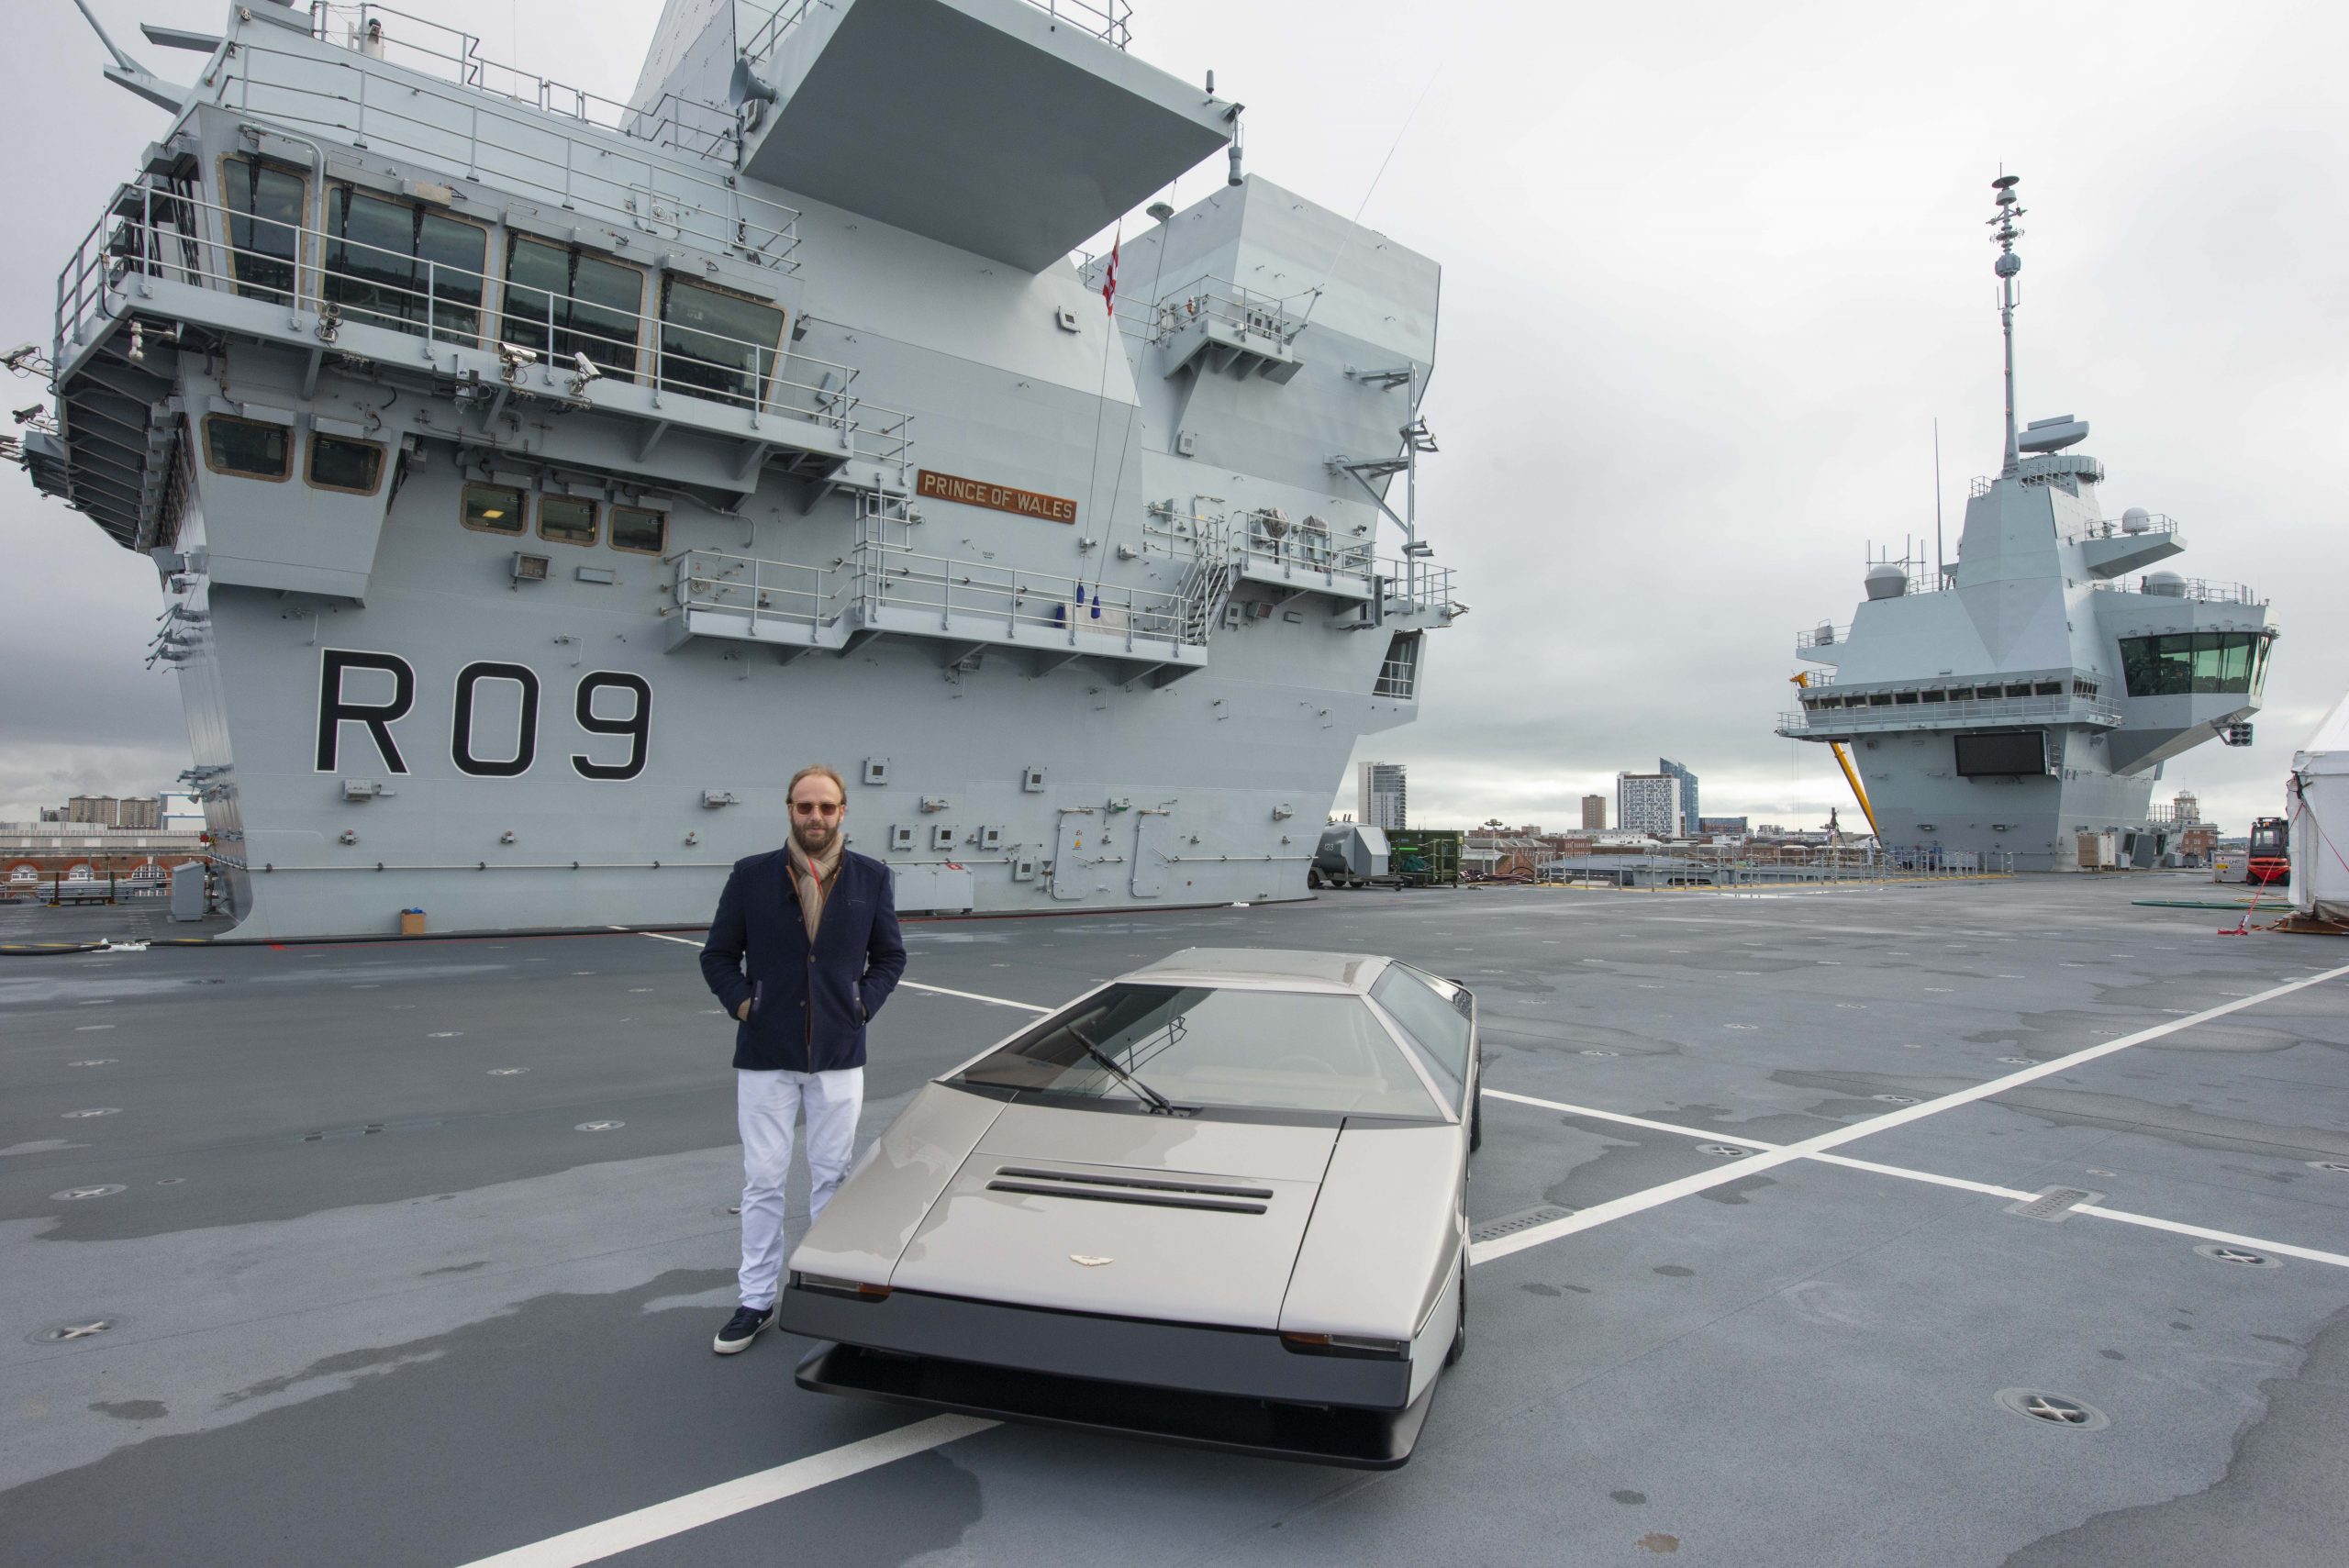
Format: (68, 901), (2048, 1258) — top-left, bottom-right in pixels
(887, 1102), (1336, 1329)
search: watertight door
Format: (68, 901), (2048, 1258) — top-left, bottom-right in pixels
(1051, 810), (1094, 901)
(1131, 813), (1173, 897)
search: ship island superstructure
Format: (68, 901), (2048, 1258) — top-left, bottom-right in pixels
(1779, 174), (2277, 872)
(20, 0), (1458, 938)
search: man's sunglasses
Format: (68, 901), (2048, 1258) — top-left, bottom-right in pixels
(792, 800), (843, 817)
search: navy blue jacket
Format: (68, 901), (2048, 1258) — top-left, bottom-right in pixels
(699, 848), (907, 1073)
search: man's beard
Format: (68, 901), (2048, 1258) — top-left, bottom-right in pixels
(792, 817), (835, 852)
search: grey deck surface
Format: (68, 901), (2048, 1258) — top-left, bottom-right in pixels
(4, 875), (2345, 1566)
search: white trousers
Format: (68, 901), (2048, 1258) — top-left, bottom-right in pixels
(737, 1066), (864, 1310)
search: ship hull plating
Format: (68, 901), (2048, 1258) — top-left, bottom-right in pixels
(182, 466), (1419, 940)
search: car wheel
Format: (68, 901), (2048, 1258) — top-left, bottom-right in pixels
(1469, 1094), (1483, 1153)
(1444, 1260), (1467, 1366)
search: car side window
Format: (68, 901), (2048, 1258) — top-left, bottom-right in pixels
(1370, 966), (1472, 1100)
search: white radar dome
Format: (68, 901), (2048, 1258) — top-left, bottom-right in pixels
(2122, 506), (2150, 534)
(2143, 570), (2186, 597)
(1864, 563), (1909, 600)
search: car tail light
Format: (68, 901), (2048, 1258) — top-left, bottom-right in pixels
(1279, 1330), (1407, 1358)
(794, 1272), (891, 1301)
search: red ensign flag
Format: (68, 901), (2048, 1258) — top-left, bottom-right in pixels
(1101, 237), (1119, 315)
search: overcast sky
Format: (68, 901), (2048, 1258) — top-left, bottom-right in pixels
(4, 1), (2342, 833)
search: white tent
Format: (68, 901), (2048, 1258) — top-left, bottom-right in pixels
(2288, 690), (2349, 922)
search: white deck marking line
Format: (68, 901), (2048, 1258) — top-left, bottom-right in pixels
(896, 980), (1052, 1013)
(2067, 1205), (2349, 1269)
(1479, 1065), (2349, 1269)
(452, 1415), (996, 1568)
(631, 930), (1052, 1013)
(1480, 1088), (1776, 1150)
(1479, 963), (2349, 1262)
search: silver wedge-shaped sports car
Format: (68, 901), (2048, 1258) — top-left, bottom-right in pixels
(779, 948), (1480, 1468)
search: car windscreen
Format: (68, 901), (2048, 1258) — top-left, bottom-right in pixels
(949, 983), (1444, 1118)
(1368, 965), (1472, 1108)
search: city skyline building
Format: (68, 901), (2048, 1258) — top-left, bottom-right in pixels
(1658, 759), (1698, 832)
(1359, 762), (1408, 830)
(1617, 771), (1684, 838)
(1581, 794), (1608, 830)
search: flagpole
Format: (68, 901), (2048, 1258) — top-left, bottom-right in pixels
(1075, 223), (1121, 609)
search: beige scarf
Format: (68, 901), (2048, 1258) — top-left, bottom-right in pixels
(786, 835), (843, 940)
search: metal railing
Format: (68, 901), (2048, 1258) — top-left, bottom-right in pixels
(673, 550), (855, 639)
(671, 539), (1210, 655)
(1796, 623), (1852, 651)
(855, 539), (1199, 649)
(1110, 277), (1303, 349)
(742, 0), (1133, 61)
(310, 4), (743, 162)
(227, 30), (798, 268)
(2071, 511), (2179, 541)
(1236, 517), (1377, 581)
(2092, 577), (2263, 606)
(1779, 691), (2125, 735)
(57, 184), (907, 467)
(1374, 653), (1419, 700)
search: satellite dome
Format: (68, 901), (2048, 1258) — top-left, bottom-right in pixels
(1865, 562), (1909, 600)
(2121, 506), (2150, 534)
(2143, 570), (2186, 597)
(1995, 252), (2021, 278)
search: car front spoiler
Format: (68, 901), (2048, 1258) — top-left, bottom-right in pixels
(795, 1340), (1438, 1470)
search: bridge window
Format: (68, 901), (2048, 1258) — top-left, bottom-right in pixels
(223, 157), (304, 304)
(2118, 632), (2269, 696)
(502, 238), (642, 380)
(462, 482), (525, 536)
(306, 433), (384, 495)
(611, 506), (666, 556)
(202, 415), (291, 480)
(659, 277), (784, 408)
(324, 185), (488, 342)
(539, 495), (599, 547)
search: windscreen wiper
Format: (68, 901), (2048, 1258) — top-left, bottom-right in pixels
(1066, 1023), (1186, 1116)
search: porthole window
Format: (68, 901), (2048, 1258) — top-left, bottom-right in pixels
(462, 482), (525, 536)
(203, 415), (292, 480)
(539, 495), (598, 547)
(306, 433), (385, 495)
(610, 506), (666, 556)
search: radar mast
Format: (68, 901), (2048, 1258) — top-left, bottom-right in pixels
(1989, 172), (2025, 474)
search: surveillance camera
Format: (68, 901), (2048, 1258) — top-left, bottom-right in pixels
(495, 341), (538, 367)
(565, 351), (602, 399)
(2, 344), (39, 373)
(12, 404), (40, 424)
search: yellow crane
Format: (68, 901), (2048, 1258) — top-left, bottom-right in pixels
(1790, 672), (1880, 839)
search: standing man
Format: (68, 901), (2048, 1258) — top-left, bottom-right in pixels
(699, 763), (906, 1354)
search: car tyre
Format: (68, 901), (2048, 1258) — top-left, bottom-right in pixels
(1469, 1094), (1483, 1153)
(1444, 1259), (1467, 1366)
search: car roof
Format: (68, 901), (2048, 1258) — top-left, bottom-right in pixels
(1118, 947), (1394, 994)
